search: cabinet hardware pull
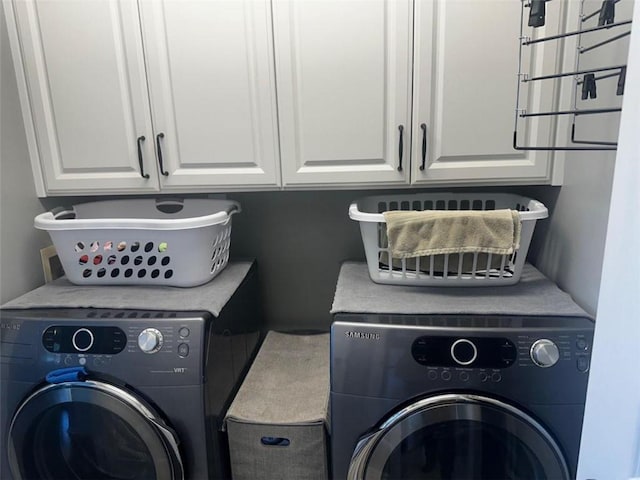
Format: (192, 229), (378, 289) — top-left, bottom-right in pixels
(137, 136), (150, 179)
(156, 132), (169, 176)
(397, 125), (404, 172)
(419, 123), (427, 171)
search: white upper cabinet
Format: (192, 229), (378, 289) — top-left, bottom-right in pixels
(412, 0), (561, 185)
(139, 0), (281, 189)
(7, 0), (159, 194)
(5, 0), (280, 196)
(273, 0), (413, 187)
(6, 0), (564, 196)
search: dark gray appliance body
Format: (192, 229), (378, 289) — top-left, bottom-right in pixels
(331, 313), (594, 480)
(0, 268), (262, 480)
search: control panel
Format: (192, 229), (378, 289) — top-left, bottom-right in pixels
(41, 324), (194, 358)
(412, 336), (517, 369)
(43, 326), (126, 354)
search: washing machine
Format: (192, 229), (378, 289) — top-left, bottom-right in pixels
(0, 263), (262, 480)
(330, 262), (595, 480)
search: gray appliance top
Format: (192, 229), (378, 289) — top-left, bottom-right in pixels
(1, 260), (254, 318)
(331, 262), (590, 318)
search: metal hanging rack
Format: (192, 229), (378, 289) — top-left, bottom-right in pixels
(513, 0), (631, 151)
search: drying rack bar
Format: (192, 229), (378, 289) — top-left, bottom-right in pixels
(512, 132), (617, 151)
(519, 107), (622, 118)
(524, 64), (625, 82)
(576, 70), (623, 85)
(571, 123), (618, 146)
(522, 19), (632, 45)
(580, 30), (631, 54)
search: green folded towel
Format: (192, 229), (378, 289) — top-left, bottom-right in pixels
(382, 209), (521, 259)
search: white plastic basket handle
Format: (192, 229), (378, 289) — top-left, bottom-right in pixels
(153, 198), (240, 218)
(348, 198), (548, 223)
(35, 199), (240, 231)
(155, 198), (187, 215)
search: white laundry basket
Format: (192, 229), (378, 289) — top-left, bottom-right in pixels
(35, 198), (240, 287)
(349, 193), (548, 286)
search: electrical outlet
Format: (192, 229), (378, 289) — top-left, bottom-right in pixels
(40, 245), (64, 282)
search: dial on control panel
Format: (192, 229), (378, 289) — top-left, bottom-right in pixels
(450, 339), (478, 366)
(72, 328), (94, 352)
(530, 339), (560, 368)
(138, 328), (163, 354)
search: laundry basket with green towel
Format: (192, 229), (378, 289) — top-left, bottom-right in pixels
(349, 193), (547, 286)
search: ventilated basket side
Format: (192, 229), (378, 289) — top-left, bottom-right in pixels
(350, 193), (548, 287)
(35, 198), (239, 287)
(46, 222), (233, 287)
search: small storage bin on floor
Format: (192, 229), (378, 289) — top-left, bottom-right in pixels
(349, 192), (548, 287)
(34, 198), (240, 287)
(225, 331), (329, 480)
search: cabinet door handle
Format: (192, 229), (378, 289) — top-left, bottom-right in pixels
(156, 132), (169, 176)
(397, 125), (404, 172)
(137, 136), (150, 179)
(419, 123), (427, 171)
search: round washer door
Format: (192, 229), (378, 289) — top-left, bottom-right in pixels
(349, 393), (570, 480)
(8, 380), (184, 480)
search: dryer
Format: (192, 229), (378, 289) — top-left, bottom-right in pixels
(330, 262), (594, 480)
(1, 263), (262, 480)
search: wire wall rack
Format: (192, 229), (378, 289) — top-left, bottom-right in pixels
(514, 0), (632, 151)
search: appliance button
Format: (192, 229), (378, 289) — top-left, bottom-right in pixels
(576, 338), (589, 350)
(179, 327), (190, 338)
(577, 356), (590, 372)
(459, 372), (470, 382)
(64, 355), (74, 366)
(479, 372), (489, 382)
(427, 370), (438, 380)
(491, 372), (502, 382)
(178, 343), (189, 357)
(72, 328), (94, 352)
(441, 371), (452, 381)
(450, 339), (478, 366)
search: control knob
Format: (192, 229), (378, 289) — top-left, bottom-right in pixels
(530, 339), (559, 368)
(72, 328), (94, 352)
(451, 339), (478, 366)
(138, 328), (163, 354)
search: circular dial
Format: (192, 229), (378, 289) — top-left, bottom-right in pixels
(530, 339), (560, 368)
(72, 328), (94, 352)
(138, 328), (163, 354)
(450, 339), (478, 366)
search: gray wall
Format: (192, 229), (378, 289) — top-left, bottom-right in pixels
(529, 153), (615, 316)
(0, 7), (50, 304)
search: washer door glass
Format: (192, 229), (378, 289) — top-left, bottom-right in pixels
(9, 381), (183, 480)
(350, 394), (570, 480)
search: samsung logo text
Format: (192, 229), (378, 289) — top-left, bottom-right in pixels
(344, 331), (380, 340)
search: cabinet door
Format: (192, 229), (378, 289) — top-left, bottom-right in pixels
(139, 0), (280, 190)
(273, 0), (412, 187)
(8, 0), (159, 194)
(412, 0), (560, 185)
